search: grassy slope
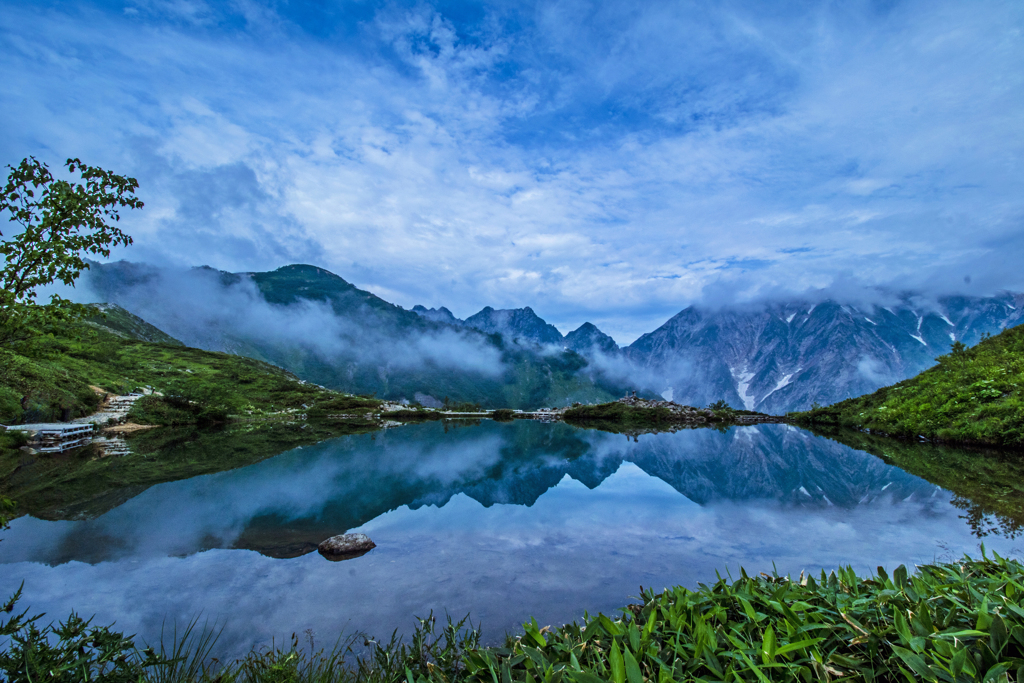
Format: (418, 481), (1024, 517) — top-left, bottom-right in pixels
(790, 323), (1024, 447)
(448, 555), (1024, 683)
(0, 305), (380, 427)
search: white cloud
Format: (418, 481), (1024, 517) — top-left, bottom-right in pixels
(1, 0), (1022, 343)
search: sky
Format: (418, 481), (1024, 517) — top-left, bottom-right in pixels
(1, 0), (1023, 343)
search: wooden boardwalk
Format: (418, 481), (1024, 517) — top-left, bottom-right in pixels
(3, 423), (95, 453)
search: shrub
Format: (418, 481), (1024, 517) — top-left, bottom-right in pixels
(0, 585), (153, 683)
(0, 386), (22, 424)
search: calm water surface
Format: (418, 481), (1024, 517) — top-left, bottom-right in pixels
(0, 421), (1019, 658)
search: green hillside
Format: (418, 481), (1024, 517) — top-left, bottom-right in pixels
(791, 323), (1024, 447)
(84, 303), (183, 345)
(0, 304), (380, 428)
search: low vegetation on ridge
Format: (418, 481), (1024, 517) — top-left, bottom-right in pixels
(791, 323), (1024, 448)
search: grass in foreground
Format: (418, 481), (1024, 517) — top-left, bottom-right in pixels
(3, 554), (1022, 683)
(790, 324), (1024, 448)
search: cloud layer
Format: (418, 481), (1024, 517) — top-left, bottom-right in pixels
(2, 0), (1022, 342)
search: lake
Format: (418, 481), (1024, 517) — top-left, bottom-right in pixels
(0, 420), (1020, 660)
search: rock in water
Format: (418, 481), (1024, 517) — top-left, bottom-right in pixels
(318, 533), (376, 561)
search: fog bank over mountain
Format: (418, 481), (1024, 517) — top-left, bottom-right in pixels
(76, 262), (623, 409)
(75, 261), (1023, 413)
(79, 263), (504, 379)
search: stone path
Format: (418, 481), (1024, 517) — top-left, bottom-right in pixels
(72, 393), (145, 425)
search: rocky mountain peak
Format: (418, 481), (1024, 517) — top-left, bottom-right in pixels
(412, 305), (461, 325)
(464, 306), (564, 346)
(565, 322), (619, 356)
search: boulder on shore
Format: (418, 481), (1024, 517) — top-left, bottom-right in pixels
(317, 533), (376, 561)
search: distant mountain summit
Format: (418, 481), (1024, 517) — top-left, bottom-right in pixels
(565, 323), (619, 356)
(412, 304), (568, 347)
(411, 305), (460, 325)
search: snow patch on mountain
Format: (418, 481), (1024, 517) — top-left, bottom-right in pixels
(761, 371), (798, 403)
(730, 366), (757, 410)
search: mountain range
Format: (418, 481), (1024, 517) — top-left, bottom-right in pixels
(82, 261), (1023, 412)
(415, 289), (1024, 412)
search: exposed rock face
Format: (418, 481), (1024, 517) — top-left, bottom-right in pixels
(412, 305), (460, 325)
(317, 533), (376, 561)
(564, 322), (619, 356)
(625, 295), (1024, 414)
(463, 306), (565, 346)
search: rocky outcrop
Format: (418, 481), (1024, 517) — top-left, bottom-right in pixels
(411, 305), (461, 325)
(463, 306), (564, 346)
(317, 533), (376, 561)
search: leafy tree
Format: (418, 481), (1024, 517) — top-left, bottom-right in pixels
(0, 157), (142, 346)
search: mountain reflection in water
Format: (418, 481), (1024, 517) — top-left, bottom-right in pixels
(0, 421), (1015, 660)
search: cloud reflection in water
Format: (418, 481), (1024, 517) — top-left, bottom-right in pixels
(0, 423), (1013, 660)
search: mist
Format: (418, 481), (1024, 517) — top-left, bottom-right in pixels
(74, 263), (505, 385)
(691, 271), (1021, 315)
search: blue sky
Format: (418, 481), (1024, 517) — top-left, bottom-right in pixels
(2, 0), (1022, 342)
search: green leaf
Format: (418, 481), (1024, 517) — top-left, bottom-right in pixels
(892, 645), (938, 681)
(760, 626), (776, 665)
(893, 564), (909, 590)
(935, 629), (988, 639)
(828, 653), (864, 669)
(738, 596), (758, 622)
(950, 647), (967, 678)
(610, 639), (625, 683)
(977, 596), (992, 631)
(982, 662), (1011, 683)
(894, 610), (914, 647)
(623, 647), (643, 683)
(736, 648), (772, 683)
(525, 618), (547, 647)
(627, 623), (641, 652)
(600, 615), (623, 637)
(568, 673), (606, 683)
(775, 637), (824, 656)
(989, 614), (1008, 653)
